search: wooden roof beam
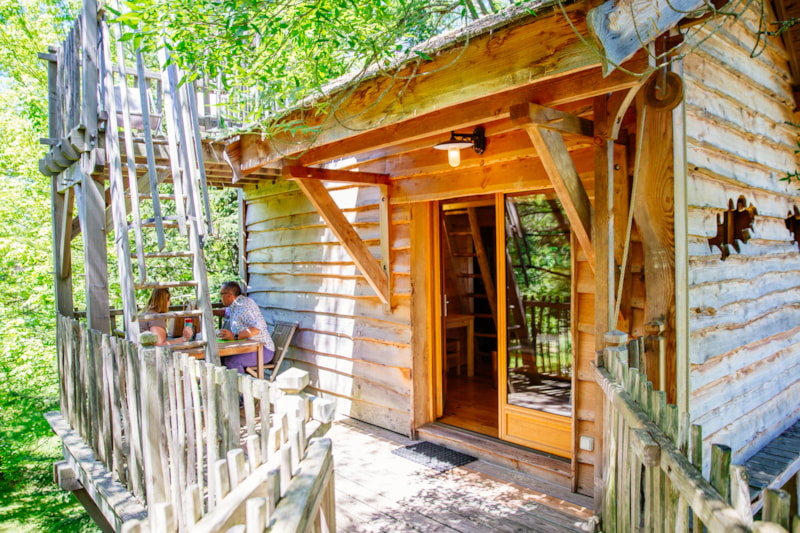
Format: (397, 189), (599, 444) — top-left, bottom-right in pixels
(228, 48), (650, 175)
(283, 166), (390, 185)
(511, 102), (595, 269)
(587, 0), (726, 75)
(295, 179), (390, 306)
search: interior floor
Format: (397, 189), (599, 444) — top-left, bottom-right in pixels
(440, 355), (574, 439)
(440, 357), (499, 437)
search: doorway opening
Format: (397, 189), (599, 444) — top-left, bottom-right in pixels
(436, 192), (574, 458)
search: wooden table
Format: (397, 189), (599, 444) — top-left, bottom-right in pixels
(177, 339), (265, 377)
(445, 314), (475, 376)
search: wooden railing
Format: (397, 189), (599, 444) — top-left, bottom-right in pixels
(596, 331), (795, 533)
(48, 314), (336, 532)
(39, 0), (243, 179)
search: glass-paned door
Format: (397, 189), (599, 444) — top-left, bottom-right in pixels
(499, 192), (573, 457)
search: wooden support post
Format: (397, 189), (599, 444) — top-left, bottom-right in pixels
(594, 95), (616, 346)
(78, 169), (110, 334)
(81, 0), (99, 152)
(45, 45), (74, 317)
(593, 107), (613, 506)
(52, 180), (75, 316)
(511, 103), (595, 269)
(634, 95), (677, 403)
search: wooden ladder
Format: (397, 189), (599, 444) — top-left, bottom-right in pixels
(99, 13), (220, 363)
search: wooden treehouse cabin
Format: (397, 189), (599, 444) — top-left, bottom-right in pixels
(43, 0), (800, 531)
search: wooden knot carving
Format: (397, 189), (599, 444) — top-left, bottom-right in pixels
(785, 206), (800, 248)
(708, 196), (757, 260)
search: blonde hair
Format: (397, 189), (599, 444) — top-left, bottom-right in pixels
(145, 288), (171, 314)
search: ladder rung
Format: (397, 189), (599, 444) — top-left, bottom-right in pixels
(136, 281), (198, 290)
(458, 274), (482, 278)
(128, 193), (186, 200)
(134, 251), (194, 259)
(474, 313), (493, 319)
(474, 332), (497, 338)
(138, 309), (203, 321)
(137, 219), (185, 228)
(465, 292), (487, 298)
(449, 231), (472, 236)
(454, 253), (477, 257)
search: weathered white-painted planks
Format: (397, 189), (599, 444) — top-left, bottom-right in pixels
(244, 179), (415, 435)
(684, 0), (800, 470)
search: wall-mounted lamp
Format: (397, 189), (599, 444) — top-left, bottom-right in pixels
(434, 126), (486, 168)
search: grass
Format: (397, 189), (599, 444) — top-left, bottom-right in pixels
(0, 360), (98, 532)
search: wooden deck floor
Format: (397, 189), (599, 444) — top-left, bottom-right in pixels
(329, 418), (594, 532)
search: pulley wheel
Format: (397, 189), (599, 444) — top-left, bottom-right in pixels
(644, 71), (684, 111)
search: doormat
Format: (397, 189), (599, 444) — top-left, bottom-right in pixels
(391, 441), (477, 473)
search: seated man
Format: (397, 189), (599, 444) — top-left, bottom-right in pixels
(217, 281), (275, 374)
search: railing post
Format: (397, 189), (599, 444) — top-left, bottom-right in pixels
(603, 330), (629, 370)
(644, 320), (666, 391)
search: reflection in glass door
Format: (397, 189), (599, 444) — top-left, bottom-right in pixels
(500, 192), (573, 458)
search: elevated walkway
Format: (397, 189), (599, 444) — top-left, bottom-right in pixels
(331, 418), (594, 532)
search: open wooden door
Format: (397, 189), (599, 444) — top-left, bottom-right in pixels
(498, 192), (573, 458)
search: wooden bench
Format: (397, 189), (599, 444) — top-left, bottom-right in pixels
(743, 419), (800, 512)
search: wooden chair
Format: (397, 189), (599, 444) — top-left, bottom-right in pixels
(245, 322), (298, 382)
(445, 339), (462, 375)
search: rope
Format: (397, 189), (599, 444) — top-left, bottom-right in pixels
(613, 103), (647, 329)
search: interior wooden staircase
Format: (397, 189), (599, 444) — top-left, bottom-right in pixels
(441, 202), (532, 363)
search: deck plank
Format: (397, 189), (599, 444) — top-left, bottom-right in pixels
(329, 418), (593, 532)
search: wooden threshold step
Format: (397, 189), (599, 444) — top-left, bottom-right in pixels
(416, 422), (574, 491)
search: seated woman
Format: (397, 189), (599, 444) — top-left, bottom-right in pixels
(140, 288), (193, 346)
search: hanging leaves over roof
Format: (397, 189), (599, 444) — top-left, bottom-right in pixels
(114, 0), (545, 135)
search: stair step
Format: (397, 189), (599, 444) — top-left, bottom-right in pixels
(465, 292), (487, 299)
(453, 253), (477, 258)
(474, 332), (497, 338)
(457, 274), (482, 278)
(134, 251), (194, 259)
(135, 280), (198, 290)
(415, 423), (573, 490)
(138, 309), (203, 321)
(134, 163), (170, 173)
(448, 231), (473, 236)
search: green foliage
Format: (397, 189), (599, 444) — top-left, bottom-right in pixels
(506, 194), (571, 302)
(0, 0), (97, 530)
(114, 0), (523, 138)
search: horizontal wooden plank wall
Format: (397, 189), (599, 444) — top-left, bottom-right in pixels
(684, 1), (800, 472)
(243, 180), (414, 435)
